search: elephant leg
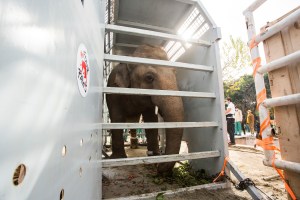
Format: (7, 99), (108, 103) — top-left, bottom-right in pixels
(157, 128), (184, 175)
(110, 129), (127, 158)
(152, 96), (184, 175)
(142, 110), (160, 156)
(108, 104), (127, 158)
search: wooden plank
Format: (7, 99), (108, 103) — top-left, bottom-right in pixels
(262, 17), (300, 198)
(101, 151), (220, 167)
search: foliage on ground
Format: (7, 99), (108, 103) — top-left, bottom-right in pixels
(149, 162), (215, 188)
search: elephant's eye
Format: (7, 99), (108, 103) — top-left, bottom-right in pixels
(145, 73), (155, 83)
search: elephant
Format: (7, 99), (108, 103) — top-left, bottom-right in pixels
(106, 44), (184, 174)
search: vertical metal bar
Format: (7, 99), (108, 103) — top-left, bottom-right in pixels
(243, 10), (274, 162)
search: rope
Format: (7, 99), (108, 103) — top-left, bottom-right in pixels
(272, 153), (297, 200)
(252, 57), (262, 77)
(256, 88), (266, 109)
(249, 36), (259, 50)
(213, 156), (229, 183)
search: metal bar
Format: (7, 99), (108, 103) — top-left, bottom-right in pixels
(101, 151), (220, 167)
(114, 43), (139, 48)
(262, 93), (300, 108)
(182, 12), (202, 35)
(253, 8), (300, 44)
(191, 20), (206, 38)
(116, 20), (174, 33)
(104, 182), (228, 200)
(105, 24), (211, 47)
(244, 6), (274, 167)
(243, 0), (267, 14)
(103, 54), (214, 72)
(101, 121), (219, 130)
(174, 0), (197, 5)
(258, 50), (300, 74)
(227, 160), (265, 200)
(101, 87), (216, 98)
(263, 159), (300, 174)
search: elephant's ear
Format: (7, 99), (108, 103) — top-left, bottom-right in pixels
(114, 63), (131, 88)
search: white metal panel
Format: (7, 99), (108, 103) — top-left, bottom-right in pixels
(176, 43), (227, 174)
(0, 0), (105, 199)
(117, 0), (193, 30)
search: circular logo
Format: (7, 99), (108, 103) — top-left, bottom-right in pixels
(77, 44), (90, 97)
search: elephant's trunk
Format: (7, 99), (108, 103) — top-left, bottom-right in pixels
(152, 95), (184, 174)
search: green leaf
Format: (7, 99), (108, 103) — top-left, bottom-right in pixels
(156, 192), (165, 200)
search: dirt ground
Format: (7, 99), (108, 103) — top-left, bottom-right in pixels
(228, 146), (286, 199)
(102, 143), (286, 200)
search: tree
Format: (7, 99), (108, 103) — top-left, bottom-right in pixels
(222, 35), (274, 122)
(224, 75), (255, 114)
(221, 35), (252, 82)
(224, 74), (273, 121)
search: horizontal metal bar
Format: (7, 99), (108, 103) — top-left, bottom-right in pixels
(101, 122), (219, 130)
(104, 54), (214, 72)
(101, 151), (220, 167)
(174, 0), (197, 5)
(254, 8), (300, 43)
(114, 43), (139, 48)
(104, 182), (228, 200)
(105, 24), (211, 47)
(102, 87), (216, 98)
(258, 50), (300, 74)
(227, 160), (265, 200)
(263, 159), (300, 174)
(116, 19), (174, 33)
(262, 93), (300, 108)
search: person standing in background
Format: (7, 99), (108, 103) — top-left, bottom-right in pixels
(246, 110), (255, 135)
(225, 97), (236, 145)
(234, 107), (243, 136)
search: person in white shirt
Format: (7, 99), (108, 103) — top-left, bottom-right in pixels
(225, 97), (235, 145)
(234, 108), (243, 136)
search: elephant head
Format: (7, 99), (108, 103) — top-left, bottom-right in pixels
(106, 44), (184, 174)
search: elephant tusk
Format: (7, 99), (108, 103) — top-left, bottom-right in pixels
(155, 106), (159, 115)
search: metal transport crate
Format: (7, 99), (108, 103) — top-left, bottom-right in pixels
(1, 0), (258, 199)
